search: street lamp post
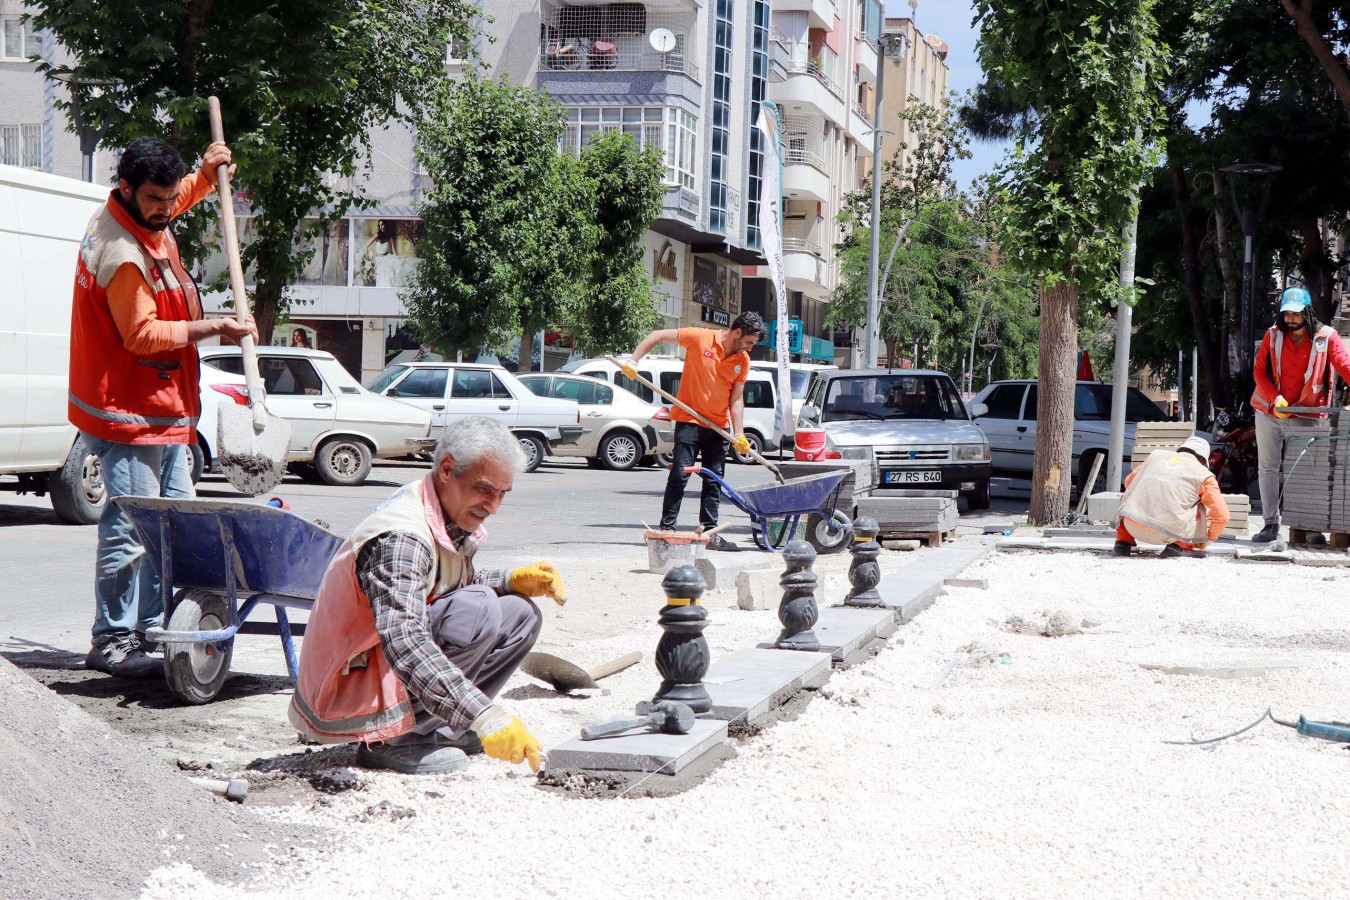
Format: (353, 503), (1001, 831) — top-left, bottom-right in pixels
(49, 70), (120, 183)
(864, 29), (909, 369)
(1218, 161), (1281, 379)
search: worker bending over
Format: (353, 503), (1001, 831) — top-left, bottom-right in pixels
(1112, 437), (1230, 559)
(290, 416), (565, 775)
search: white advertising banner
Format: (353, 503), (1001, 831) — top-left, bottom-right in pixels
(757, 103), (795, 439)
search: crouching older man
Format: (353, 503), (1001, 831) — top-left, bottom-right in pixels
(1111, 436), (1230, 559)
(289, 415), (566, 775)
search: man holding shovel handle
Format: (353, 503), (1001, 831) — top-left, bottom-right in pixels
(622, 312), (767, 550)
(69, 133), (257, 677)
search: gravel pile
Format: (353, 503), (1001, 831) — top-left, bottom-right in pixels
(145, 548), (1350, 897)
(0, 658), (306, 899)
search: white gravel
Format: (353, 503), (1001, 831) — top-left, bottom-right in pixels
(143, 548), (1350, 898)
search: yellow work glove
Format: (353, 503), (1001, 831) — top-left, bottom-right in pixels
(730, 434), (752, 456)
(1274, 395), (1292, 419)
(472, 706), (544, 772)
(619, 360), (639, 380)
(509, 561), (567, 605)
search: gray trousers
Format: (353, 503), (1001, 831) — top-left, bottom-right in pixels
(1254, 412), (1324, 526)
(400, 584), (541, 741)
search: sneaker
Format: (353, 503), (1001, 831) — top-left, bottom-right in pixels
(1253, 523), (1280, 544)
(1159, 543), (1206, 559)
(355, 740), (469, 775)
(85, 637), (163, 679)
(1112, 541), (1133, 557)
(706, 534), (738, 552)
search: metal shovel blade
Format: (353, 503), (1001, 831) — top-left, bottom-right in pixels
(218, 402), (290, 495)
(522, 650), (642, 693)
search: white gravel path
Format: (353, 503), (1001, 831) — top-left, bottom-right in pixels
(143, 548), (1350, 898)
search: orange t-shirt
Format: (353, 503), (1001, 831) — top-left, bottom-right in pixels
(672, 327), (750, 428)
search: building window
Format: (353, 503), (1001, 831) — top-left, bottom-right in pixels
(561, 107), (696, 190)
(444, 36), (470, 64)
(1, 125), (41, 168)
(747, 0), (769, 250)
(1, 16), (34, 60)
(709, 0), (733, 234)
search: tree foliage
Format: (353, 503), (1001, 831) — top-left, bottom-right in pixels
(32, 0), (476, 344)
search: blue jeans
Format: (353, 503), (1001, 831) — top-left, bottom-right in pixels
(84, 433), (195, 646)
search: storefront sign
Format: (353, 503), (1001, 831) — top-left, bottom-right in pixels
(700, 305), (731, 327)
(652, 240), (678, 282)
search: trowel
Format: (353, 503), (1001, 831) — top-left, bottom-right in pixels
(522, 651), (641, 693)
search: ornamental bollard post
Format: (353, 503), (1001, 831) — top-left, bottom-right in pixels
(651, 564), (712, 713)
(775, 540), (820, 651)
(843, 515), (884, 607)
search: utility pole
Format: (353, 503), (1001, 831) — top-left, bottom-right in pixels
(863, 30), (908, 368)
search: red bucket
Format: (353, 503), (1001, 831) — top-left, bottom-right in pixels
(794, 428), (827, 461)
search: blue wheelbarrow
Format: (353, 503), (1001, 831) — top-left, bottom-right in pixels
(682, 465), (853, 553)
(116, 497), (343, 704)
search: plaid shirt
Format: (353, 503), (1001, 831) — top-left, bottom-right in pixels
(356, 527), (509, 731)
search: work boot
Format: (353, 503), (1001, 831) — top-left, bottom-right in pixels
(134, 631), (160, 655)
(85, 636), (162, 679)
(706, 534), (738, 552)
(1159, 543), (1206, 559)
(436, 729), (484, 756)
(356, 737), (469, 775)
(1253, 523), (1280, 544)
(1112, 540), (1133, 557)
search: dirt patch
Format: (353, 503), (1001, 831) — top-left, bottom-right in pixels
(534, 742), (737, 800)
(0, 656), (315, 900)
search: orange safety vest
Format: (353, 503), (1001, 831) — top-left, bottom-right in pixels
(288, 474), (485, 744)
(1251, 324), (1338, 418)
(68, 193), (202, 444)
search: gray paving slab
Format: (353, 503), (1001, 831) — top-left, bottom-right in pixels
(547, 718), (729, 774)
(702, 647), (833, 723)
(758, 606), (896, 661)
(693, 550), (778, 589)
(870, 538), (996, 621)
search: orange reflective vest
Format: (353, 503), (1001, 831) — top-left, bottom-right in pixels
(1251, 324), (1338, 418)
(68, 193), (202, 444)
(288, 474), (485, 744)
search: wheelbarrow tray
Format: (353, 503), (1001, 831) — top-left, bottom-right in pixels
(116, 496), (342, 600)
(734, 470), (848, 517)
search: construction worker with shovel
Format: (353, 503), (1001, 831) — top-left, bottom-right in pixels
(289, 416), (566, 775)
(69, 136), (258, 678)
(622, 312), (767, 551)
(1112, 436), (1230, 559)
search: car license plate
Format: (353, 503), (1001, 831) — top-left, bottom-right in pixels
(884, 470), (943, 485)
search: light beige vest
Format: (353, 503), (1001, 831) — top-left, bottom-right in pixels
(1114, 450), (1210, 544)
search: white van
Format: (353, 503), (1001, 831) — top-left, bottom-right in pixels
(0, 165), (108, 523)
(562, 355), (781, 464)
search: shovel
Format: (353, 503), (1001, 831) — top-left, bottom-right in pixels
(521, 650), (641, 693)
(605, 355), (786, 484)
(209, 96), (290, 495)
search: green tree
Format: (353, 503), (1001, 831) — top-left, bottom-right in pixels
(33, 0), (476, 344)
(975, 0), (1165, 524)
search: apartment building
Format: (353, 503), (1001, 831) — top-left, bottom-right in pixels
(879, 15), (950, 174)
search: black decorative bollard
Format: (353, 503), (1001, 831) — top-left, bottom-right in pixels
(775, 540), (820, 651)
(844, 515), (884, 607)
(651, 564), (712, 713)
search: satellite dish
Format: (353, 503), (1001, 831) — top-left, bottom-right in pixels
(649, 28), (677, 53)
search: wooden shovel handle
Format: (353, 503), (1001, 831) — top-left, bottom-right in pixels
(584, 650), (642, 682)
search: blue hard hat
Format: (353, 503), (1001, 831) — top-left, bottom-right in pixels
(1279, 287), (1312, 313)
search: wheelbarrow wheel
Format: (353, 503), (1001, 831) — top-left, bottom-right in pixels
(163, 589), (234, 705)
(806, 510), (852, 554)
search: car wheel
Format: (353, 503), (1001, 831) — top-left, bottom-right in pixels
(188, 443), (205, 485)
(314, 438), (373, 486)
(655, 451), (675, 469)
(600, 430), (642, 471)
(806, 510), (852, 554)
(965, 478), (991, 511)
(49, 433), (106, 525)
(289, 461), (322, 483)
(730, 431), (763, 465)
(518, 435), (545, 473)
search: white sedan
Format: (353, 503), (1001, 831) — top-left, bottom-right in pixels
(516, 372), (674, 470)
(199, 346), (433, 486)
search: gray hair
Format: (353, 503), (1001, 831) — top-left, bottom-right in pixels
(434, 415), (527, 476)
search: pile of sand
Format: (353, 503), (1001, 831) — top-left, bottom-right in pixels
(0, 658), (307, 899)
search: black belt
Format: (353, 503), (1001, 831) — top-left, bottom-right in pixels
(137, 359), (182, 371)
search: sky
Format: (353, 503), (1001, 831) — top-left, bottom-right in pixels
(885, 0), (1010, 192)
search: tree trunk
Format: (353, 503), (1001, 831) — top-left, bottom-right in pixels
(1028, 278), (1078, 525)
(1169, 153), (1229, 409)
(251, 277), (281, 351)
(1210, 164), (1241, 329)
(518, 328), (536, 373)
(1297, 216), (1334, 322)
(1282, 0), (1350, 128)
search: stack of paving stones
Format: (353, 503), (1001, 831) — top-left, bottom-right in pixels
(1327, 410), (1350, 534)
(1281, 418), (1335, 533)
(773, 458), (875, 515)
(1221, 493), (1251, 538)
(854, 490), (959, 543)
(1129, 421), (1196, 471)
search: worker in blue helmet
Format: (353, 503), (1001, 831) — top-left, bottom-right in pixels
(1250, 287), (1350, 542)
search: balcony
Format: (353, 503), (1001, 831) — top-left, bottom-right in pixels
(782, 148), (831, 201)
(772, 63), (847, 127)
(850, 102), (875, 154)
(782, 237), (832, 299)
(537, 6), (701, 100)
(768, 29), (791, 83)
(539, 39), (699, 81)
(855, 35), (878, 82)
(774, 0), (837, 31)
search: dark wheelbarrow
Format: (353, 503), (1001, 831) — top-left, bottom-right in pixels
(116, 497), (343, 704)
(682, 465), (852, 553)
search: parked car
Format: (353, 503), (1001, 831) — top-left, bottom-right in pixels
(192, 363), (249, 483)
(969, 379), (1181, 492)
(797, 369), (992, 510)
(562, 355), (782, 464)
(200, 347), (434, 486)
(366, 362), (584, 473)
(749, 361), (837, 423)
(517, 373), (674, 470)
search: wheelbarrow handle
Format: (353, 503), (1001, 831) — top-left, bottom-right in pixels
(683, 464), (703, 474)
